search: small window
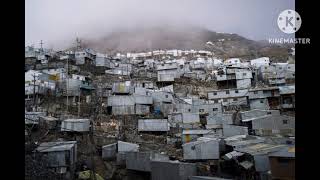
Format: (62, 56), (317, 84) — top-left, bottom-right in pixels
(165, 95), (168, 98)
(213, 92), (217, 95)
(243, 73), (247, 76)
(233, 98), (238, 101)
(214, 99), (218, 103)
(213, 108), (218, 111)
(235, 90), (239, 93)
(267, 112), (272, 114)
(288, 67), (291, 69)
(293, 73), (295, 77)
(223, 99), (228, 102)
(254, 91), (258, 94)
(283, 120), (288, 124)
(188, 109), (191, 112)
(199, 109), (204, 112)
(226, 90), (230, 94)
(279, 67), (282, 70)
(260, 100), (264, 103)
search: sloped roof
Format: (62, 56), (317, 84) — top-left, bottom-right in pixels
(279, 85), (295, 95)
(235, 143), (285, 155)
(268, 146), (295, 158)
(35, 141), (76, 152)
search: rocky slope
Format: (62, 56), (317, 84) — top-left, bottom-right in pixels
(78, 24), (292, 61)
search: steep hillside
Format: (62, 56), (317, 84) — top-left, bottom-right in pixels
(77, 25), (291, 61)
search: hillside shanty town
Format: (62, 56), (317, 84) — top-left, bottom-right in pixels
(25, 40), (295, 180)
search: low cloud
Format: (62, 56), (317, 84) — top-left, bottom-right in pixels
(25, 0), (294, 50)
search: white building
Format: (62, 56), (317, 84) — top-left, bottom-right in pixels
(224, 58), (241, 67)
(250, 57), (270, 68)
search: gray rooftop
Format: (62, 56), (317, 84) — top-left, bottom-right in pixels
(182, 129), (214, 135)
(63, 119), (90, 122)
(40, 116), (59, 121)
(235, 143), (286, 155)
(279, 85), (295, 95)
(35, 141), (77, 152)
(268, 146), (295, 158)
(249, 86), (279, 91)
(190, 176), (233, 180)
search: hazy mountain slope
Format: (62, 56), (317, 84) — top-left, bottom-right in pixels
(78, 25), (291, 61)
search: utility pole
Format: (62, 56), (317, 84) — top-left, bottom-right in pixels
(32, 73), (37, 110)
(89, 128), (97, 180)
(66, 58), (69, 113)
(88, 93), (101, 180)
(40, 40), (43, 51)
(76, 38), (81, 50)
(78, 86), (81, 117)
(127, 63), (130, 79)
(46, 82), (50, 115)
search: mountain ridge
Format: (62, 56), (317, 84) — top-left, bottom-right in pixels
(75, 25), (291, 61)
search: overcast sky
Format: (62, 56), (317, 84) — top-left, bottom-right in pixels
(25, 0), (294, 49)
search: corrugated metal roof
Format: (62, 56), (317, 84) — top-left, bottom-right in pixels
(224, 135), (263, 143)
(206, 124), (223, 129)
(25, 111), (46, 115)
(249, 87), (279, 91)
(227, 139), (265, 148)
(224, 151), (244, 160)
(224, 135), (247, 141)
(182, 137), (219, 147)
(241, 115), (272, 122)
(40, 116), (58, 121)
(235, 143), (285, 155)
(64, 119), (90, 122)
(268, 146), (295, 158)
(35, 141), (76, 152)
(190, 176), (233, 180)
(279, 85), (295, 94)
(182, 129), (213, 135)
